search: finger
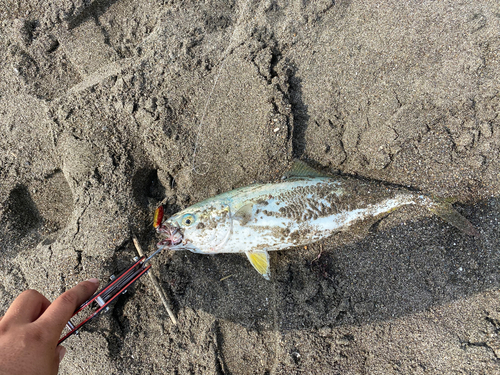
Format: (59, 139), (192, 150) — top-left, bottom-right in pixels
(36, 279), (99, 339)
(1, 289), (51, 326)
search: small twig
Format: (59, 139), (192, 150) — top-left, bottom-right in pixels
(219, 274), (234, 282)
(132, 236), (177, 325)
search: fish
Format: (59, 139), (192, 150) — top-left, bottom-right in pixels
(154, 160), (479, 279)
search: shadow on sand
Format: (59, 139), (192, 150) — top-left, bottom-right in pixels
(154, 197), (499, 332)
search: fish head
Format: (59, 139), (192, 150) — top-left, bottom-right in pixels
(155, 200), (233, 254)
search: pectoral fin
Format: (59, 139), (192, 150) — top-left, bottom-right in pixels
(245, 250), (271, 280)
(234, 203), (254, 226)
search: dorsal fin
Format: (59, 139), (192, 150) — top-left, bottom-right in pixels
(283, 159), (331, 179)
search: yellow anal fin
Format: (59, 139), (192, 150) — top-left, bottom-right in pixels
(430, 201), (480, 237)
(246, 250), (271, 280)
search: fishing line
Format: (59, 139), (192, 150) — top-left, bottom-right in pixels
(191, 56), (227, 176)
(191, 0), (253, 176)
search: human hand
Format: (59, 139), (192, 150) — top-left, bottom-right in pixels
(0, 279), (99, 375)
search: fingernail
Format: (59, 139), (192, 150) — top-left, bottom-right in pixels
(87, 278), (99, 285)
(59, 347), (67, 362)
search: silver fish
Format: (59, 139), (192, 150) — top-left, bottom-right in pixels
(155, 160), (479, 279)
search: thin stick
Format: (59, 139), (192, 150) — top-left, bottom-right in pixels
(219, 274), (234, 282)
(132, 236), (177, 325)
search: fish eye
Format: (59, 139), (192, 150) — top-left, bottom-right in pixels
(181, 214), (196, 226)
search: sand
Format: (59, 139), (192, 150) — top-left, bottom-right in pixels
(0, 0), (499, 374)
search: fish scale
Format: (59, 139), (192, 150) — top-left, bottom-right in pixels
(222, 179), (416, 251)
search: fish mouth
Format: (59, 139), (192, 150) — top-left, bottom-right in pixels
(156, 222), (183, 247)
